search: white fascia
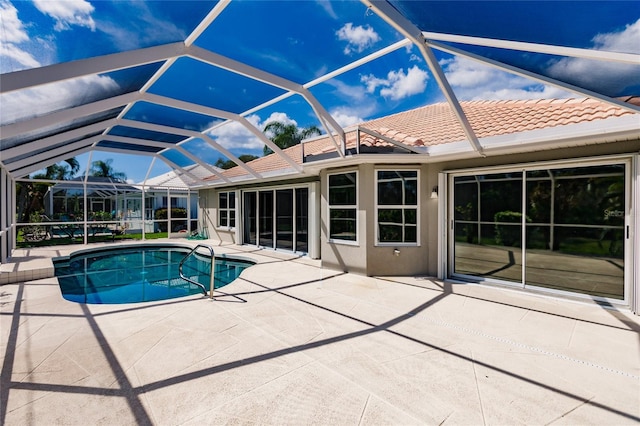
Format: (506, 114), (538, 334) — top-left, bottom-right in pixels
(479, 115), (640, 152)
(426, 115), (640, 158)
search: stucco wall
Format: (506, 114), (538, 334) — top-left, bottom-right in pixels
(199, 140), (640, 281)
(319, 166), (368, 274)
(365, 163), (438, 277)
(320, 163), (438, 277)
(199, 188), (237, 244)
(319, 139), (640, 277)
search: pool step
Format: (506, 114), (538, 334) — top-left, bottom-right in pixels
(0, 262), (55, 285)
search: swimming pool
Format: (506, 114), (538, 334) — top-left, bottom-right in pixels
(54, 244), (253, 304)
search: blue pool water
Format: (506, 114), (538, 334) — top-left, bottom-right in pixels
(54, 244), (253, 304)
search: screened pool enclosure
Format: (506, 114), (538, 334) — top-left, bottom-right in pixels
(14, 176), (198, 247)
(1, 1), (639, 310)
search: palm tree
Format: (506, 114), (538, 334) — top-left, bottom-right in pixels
(89, 159), (127, 182)
(215, 154), (259, 170)
(262, 121), (321, 156)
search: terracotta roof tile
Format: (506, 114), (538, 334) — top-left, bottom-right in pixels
(203, 97), (636, 182)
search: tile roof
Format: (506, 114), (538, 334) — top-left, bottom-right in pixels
(203, 97), (637, 183)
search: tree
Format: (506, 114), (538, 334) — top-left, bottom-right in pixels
(16, 158), (79, 222)
(262, 121), (321, 156)
(89, 159), (127, 182)
(215, 154), (259, 170)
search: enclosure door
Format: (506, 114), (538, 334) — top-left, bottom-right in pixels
(450, 161), (629, 302)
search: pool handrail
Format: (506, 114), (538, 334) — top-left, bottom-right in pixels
(178, 244), (215, 298)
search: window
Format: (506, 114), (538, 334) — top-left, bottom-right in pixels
(218, 191), (236, 228)
(328, 172), (357, 242)
(376, 170), (418, 244)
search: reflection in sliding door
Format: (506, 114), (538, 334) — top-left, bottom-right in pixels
(451, 162), (627, 301)
(453, 172), (523, 284)
(296, 188), (308, 253)
(525, 165), (625, 299)
(259, 191), (274, 248)
(243, 187), (309, 254)
(243, 192), (257, 245)
(276, 189), (293, 250)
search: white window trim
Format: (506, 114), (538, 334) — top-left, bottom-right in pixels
(239, 183), (314, 254)
(445, 155), (633, 307)
(375, 169), (420, 247)
(327, 170), (359, 246)
(217, 190), (236, 229)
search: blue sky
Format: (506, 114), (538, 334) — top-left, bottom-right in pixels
(1, 0), (639, 182)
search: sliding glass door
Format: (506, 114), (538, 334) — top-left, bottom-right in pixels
(259, 191), (274, 248)
(243, 192), (257, 245)
(243, 187), (309, 253)
(451, 160), (628, 301)
(453, 172), (523, 283)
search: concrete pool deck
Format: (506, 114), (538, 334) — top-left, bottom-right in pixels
(1, 240), (639, 425)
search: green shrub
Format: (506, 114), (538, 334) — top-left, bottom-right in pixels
(154, 208), (187, 232)
(494, 211), (530, 246)
(92, 211), (113, 221)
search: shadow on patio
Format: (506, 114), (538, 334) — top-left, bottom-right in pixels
(1, 248), (639, 425)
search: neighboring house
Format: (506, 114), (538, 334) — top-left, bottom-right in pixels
(199, 97), (640, 311)
(45, 169), (204, 234)
(137, 164), (210, 233)
(45, 177), (140, 223)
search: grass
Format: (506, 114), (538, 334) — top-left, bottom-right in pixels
(16, 231), (171, 248)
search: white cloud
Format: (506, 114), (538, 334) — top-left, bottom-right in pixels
(547, 18), (640, 95)
(336, 23), (380, 55)
(208, 112), (299, 151)
(327, 79), (369, 102)
(317, 0), (338, 19)
(0, 1), (41, 71)
(592, 18), (640, 54)
(1, 41), (40, 70)
(33, 0), (95, 31)
(0, 75), (119, 125)
(0, 1), (29, 43)
(96, 2), (186, 50)
(361, 65), (429, 101)
(330, 107), (365, 127)
(440, 56), (570, 101)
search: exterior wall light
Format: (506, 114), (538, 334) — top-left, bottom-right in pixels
(430, 186), (438, 199)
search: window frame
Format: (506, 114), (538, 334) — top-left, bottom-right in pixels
(375, 169), (420, 247)
(327, 170), (359, 245)
(217, 190), (236, 229)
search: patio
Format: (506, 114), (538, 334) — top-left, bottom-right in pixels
(1, 241), (638, 425)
